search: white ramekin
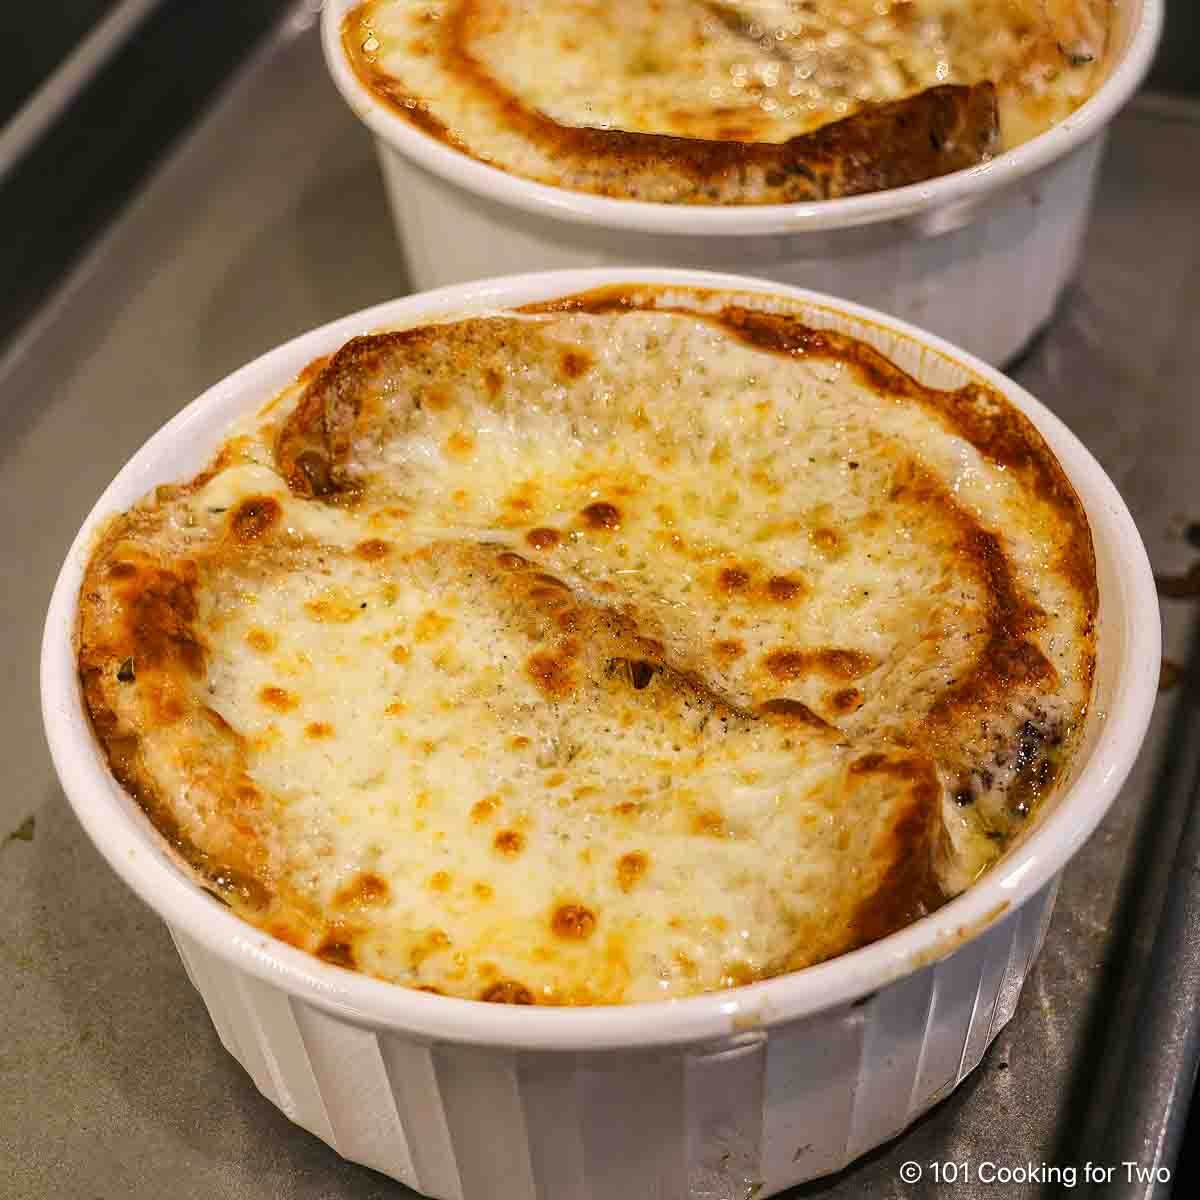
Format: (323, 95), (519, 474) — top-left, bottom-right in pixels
(320, 1), (1162, 368)
(42, 269), (1159, 1199)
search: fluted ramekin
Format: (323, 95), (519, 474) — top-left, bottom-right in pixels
(42, 269), (1159, 1198)
(321, 1), (1161, 367)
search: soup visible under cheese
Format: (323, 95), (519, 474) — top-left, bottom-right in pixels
(77, 287), (1096, 1004)
(341, 0), (1112, 203)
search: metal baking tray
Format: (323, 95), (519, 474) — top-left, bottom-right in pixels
(3, 8), (1198, 1197)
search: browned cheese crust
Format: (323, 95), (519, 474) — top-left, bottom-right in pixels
(342, 0), (999, 204)
(78, 287), (1097, 1002)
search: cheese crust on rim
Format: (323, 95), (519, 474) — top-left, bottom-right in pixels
(342, 0), (1111, 204)
(77, 287), (1096, 1004)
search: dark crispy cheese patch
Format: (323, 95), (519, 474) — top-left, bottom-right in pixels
(78, 286), (1096, 1003)
(341, 0), (1111, 204)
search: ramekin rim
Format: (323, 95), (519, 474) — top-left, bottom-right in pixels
(319, 0), (1163, 236)
(41, 266), (1160, 1050)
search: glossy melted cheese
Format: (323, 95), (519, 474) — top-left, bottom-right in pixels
(348, 0), (1111, 198)
(78, 289), (1096, 1004)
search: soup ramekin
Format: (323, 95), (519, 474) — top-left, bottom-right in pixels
(42, 269), (1159, 1199)
(320, 1), (1161, 368)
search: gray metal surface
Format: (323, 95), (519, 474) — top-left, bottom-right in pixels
(0, 0), (165, 181)
(1095, 628), (1200, 1199)
(2, 9), (1199, 1198)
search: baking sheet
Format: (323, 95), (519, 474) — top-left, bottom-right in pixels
(2, 8), (1199, 1198)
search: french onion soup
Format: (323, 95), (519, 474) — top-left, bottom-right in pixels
(77, 287), (1096, 1004)
(341, 0), (1113, 203)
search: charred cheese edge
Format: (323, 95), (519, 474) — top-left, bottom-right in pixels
(342, 0), (1111, 204)
(77, 287), (1096, 1004)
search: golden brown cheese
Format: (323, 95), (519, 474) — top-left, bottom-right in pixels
(342, 0), (1111, 203)
(78, 286), (1096, 1003)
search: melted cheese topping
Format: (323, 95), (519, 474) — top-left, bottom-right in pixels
(346, 0), (1111, 201)
(78, 288), (1096, 1004)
